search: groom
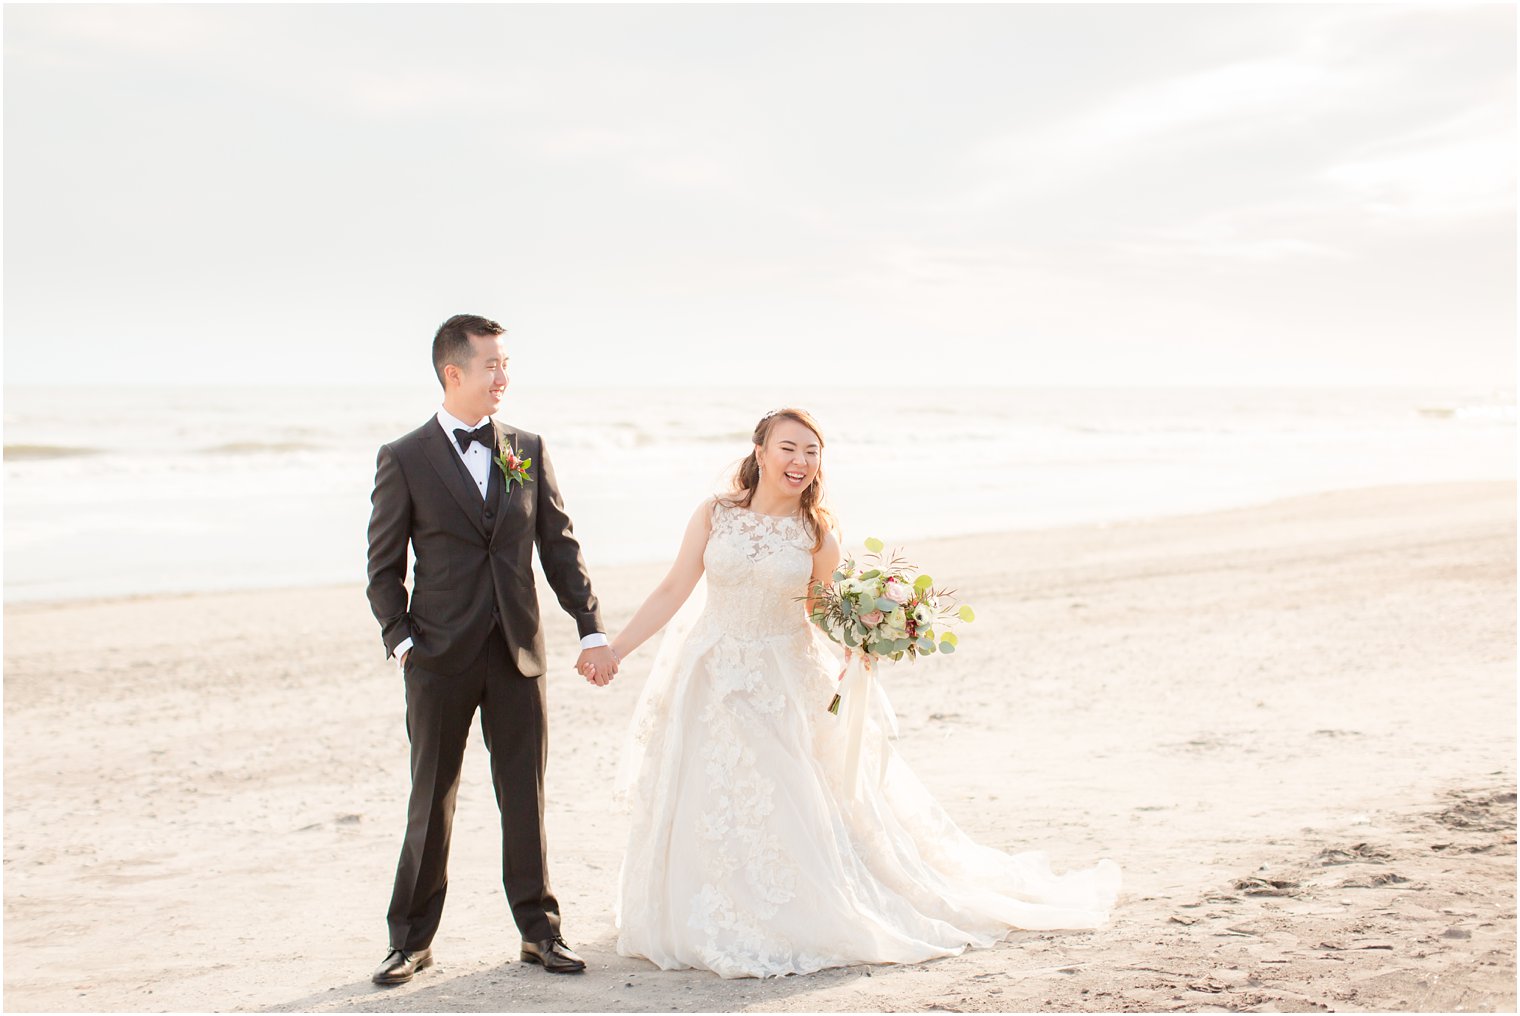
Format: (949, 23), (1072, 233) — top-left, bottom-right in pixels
(365, 314), (618, 984)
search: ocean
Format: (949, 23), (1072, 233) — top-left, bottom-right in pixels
(4, 384), (1514, 603)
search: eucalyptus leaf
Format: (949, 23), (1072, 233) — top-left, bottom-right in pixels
(864, 536), (884, 553)
(860, 569), (881, 580)
(940, 630), (959, 647)
(939, 641), (956, 654)
(957, 605), (976, 623)
(913, 574), (933, 592)
(875, 597), (897, 613)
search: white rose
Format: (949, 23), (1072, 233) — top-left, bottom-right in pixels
(884, 579), (912, 604)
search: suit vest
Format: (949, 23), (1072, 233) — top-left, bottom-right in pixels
(443, 441), (507, 538)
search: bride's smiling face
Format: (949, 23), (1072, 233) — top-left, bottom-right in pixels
(755, 418), (822, 496)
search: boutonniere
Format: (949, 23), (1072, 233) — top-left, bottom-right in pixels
(494, 442), (533, 492)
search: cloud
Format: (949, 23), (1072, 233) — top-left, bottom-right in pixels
(525, 124), (752, 198)
(955, 56), (1355, 211)
(321, 67), (506, 118)
(1113, 230), (1351, 265)
(1080, 59), (1343, 145)
(8, 5), (225, 59)
(1320, 104), (1516, 221)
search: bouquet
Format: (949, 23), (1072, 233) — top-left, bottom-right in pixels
(807, 537), (974, 715)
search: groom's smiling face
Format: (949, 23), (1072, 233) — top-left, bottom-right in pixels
(444, 333), (510, 422)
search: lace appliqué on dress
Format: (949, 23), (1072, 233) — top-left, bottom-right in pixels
(616, 499), (1122, 979)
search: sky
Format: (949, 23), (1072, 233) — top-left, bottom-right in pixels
(4, 3), (1515, 388)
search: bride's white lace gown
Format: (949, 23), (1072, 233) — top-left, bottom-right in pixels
(616, 503), (1120, 978)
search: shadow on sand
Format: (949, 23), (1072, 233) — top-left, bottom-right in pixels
(264, 928), (1007, 1013)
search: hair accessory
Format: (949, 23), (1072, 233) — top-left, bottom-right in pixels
(760, 408), (783, 423)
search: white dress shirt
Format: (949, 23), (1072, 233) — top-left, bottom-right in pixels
(437, 405), (496, 498)
(392, 408), (608, 669)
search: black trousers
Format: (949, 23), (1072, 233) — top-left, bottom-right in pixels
(386, 627), (559, 950)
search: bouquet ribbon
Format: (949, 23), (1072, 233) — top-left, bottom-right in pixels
(836, 652), (899, 800)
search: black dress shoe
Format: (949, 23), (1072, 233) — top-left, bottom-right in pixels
(520, 936), (586, 973)
(372, 946), (433, 985)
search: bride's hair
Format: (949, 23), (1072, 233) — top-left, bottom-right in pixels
(719, 407), (836, 552)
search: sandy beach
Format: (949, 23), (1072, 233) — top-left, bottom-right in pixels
(4, 480), (1514, 1013)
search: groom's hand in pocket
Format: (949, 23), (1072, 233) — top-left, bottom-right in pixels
(576, 646), (618, 686)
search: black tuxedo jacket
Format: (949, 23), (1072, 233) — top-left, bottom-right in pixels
(365, 416), (602, 678)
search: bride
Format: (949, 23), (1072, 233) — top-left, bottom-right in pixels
(588, 407), (1120, 979)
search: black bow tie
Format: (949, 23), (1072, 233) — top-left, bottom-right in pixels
(453, 424), (495, 453)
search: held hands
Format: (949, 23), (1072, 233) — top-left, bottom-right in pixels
(577, 645), (619, 686)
